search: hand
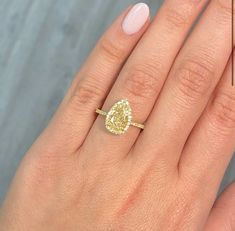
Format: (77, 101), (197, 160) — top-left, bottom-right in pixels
(0, 1), (234, 230)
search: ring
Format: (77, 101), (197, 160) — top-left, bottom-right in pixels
(96, 99), (144, 135)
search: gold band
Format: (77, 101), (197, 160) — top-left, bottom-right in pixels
(96, 109), (145, 130)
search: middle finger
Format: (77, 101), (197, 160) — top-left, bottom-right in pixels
(137, 0), (232, 167)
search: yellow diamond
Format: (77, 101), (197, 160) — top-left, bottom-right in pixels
(105, 99), (132, 135)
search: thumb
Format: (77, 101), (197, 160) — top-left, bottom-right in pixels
(205, 181), (235, 231)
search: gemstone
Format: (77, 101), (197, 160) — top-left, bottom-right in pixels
(105, 99), (132, 135)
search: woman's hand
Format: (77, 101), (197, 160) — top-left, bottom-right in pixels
(0, 1), (234, 230)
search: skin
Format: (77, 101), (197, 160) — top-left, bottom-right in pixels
(0, 0), (235, 230)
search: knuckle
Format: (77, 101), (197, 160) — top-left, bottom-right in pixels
(165, 7), (189, 29)
(70, 80), (101, 107)
(216, 0), (233, 25)
(210, 91), (235, 129)
(175, 59), (213, 100)
(99, 36), (125, 61)
(217, 0), (233, 15)
(124, 63), (160, 99)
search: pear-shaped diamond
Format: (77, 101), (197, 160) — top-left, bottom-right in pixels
(105, 99), (132, 135)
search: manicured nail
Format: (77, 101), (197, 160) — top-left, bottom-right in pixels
(122, 3), (150, 35)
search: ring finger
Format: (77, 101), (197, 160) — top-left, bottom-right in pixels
(84, 0), (208, 161)
(34, 4), (150, 158)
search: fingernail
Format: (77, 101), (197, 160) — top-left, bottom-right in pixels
(122, 3), (150, 35)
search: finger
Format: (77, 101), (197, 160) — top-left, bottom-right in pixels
(85, 0), (208, 160)
(179, 53), (235, 194)
(31, 4), (150, 157)
(205, 181), (235, 231)
(136, 0), (233, 168)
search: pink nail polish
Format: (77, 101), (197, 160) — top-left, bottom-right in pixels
(122, 3), (150, 35)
